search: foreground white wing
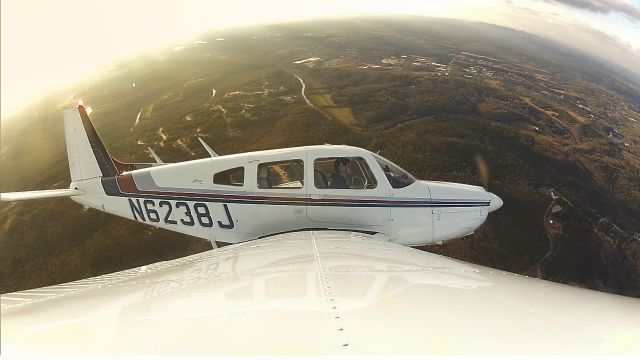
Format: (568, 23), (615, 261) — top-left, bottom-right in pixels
(2, 230), (639, 355)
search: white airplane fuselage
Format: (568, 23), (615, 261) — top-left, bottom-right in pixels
(70, 145), (501, 247)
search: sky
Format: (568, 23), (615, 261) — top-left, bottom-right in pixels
(1, 0), (639, 118)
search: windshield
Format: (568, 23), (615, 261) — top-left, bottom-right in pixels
(372, 154), (416, 189)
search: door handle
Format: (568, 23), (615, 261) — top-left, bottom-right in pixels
(310, 194), (325, 200)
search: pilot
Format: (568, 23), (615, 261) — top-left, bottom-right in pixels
(330, 157), (350, 189)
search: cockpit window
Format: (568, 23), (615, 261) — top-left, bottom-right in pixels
(373, 154), (416, 189)
(257, 159), (304, 189)
(314, 157), (377, 189)
(213, 167), (245, 186)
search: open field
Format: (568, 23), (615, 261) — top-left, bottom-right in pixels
(308, 93), (336, 107)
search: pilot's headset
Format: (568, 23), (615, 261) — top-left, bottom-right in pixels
(334, 157), (350, 173)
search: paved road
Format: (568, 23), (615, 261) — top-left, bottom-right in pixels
(292, 73), (330, 119)
(527, 190), (566, 278)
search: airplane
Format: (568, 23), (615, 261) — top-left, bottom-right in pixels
(0, 103), (502, 248)
(1, 103), (639, 355)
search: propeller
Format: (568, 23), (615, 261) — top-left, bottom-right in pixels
(474, 153), (491, 192)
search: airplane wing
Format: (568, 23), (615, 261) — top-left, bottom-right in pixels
(0, 189), (85, 201)
(2, 230), (639, 355)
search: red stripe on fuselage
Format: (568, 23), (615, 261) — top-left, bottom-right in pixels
(112, 175), (487, 206)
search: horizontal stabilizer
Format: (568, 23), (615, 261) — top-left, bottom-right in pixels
(0, 189), (85, 202)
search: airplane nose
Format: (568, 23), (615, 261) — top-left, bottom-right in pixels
(488, 192), (503, 212)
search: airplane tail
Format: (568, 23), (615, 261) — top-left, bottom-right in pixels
(1, 105), (123, 202)
(64, 105), (119, 181)
(1, 103), (177, 202)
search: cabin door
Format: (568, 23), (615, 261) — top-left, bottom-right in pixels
(306, 155), (391, 226)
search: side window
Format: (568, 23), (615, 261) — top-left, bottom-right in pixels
(314, 157), (377, 190)
(257, 160), (304, 189)
(213, 167), (245, 186)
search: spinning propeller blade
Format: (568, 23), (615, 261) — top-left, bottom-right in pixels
(474, 153), (491, 192)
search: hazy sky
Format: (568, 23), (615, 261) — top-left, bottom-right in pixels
(2, 0), (639, 118)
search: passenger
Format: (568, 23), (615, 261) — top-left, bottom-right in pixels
(330, 158), (350, 189)
(258, 166), (270, 189)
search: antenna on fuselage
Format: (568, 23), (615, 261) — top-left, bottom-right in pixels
(198, 138), (219, 157)
(147, 147), (164, 164)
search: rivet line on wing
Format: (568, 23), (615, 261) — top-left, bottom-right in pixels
(311, 231), (350, 350)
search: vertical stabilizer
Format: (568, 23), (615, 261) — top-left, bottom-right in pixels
(63, 105), (118, 181)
